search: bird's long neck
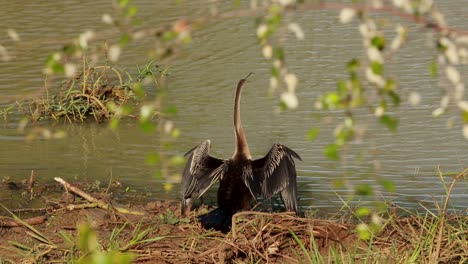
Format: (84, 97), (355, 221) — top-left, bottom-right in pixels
(234, 79), (251, 159)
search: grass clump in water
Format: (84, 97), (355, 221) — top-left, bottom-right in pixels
(17, 61), (165, 123)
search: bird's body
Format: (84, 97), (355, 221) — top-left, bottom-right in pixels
(217, 157), (254, 215)
(181, 74), (301, 218)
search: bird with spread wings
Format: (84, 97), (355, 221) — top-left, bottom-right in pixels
(181, 74), (301, 217)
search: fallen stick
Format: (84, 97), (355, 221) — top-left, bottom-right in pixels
(54, 177), (145, 215)
(12, 207), (50, 213)
(0, 215), (47, 228)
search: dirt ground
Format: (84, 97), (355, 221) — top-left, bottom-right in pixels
(0, 179), (466, 263)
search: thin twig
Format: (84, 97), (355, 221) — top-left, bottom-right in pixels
(28, 170), (35, 190)
(54, 177), (145, 215)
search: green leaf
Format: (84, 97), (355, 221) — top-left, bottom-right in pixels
(52, 63), (65, 74)
(306, 128), (319, 141)
(379, 114), (399, 132)
(181, 34), (192, 44)
(118, 0), (129, 8)
(145, 153), (160, 164)
(273, 47), (285, 61)
(335, 126), (354, 145)
(355, 184), (373, 196)
(336, 80), (347, 96)
(371, 61), (383, 75)
(430, 61), (438, 77)
(45, 53), (57, 65)
(350, 78), (361, 92)
(44, 53), (65, 75)
(356, 207), (371, 217)
(268, 4), (282, 16)
(371, 36), (386, 50)
(379, 179), (395, 192)
(132, 82), (145, 98)
(154, 171), (163, 179)
(126, 6), (138, 17)
(267, 5), (282, 27)
(324, 92), (340, 108)
(161, 31), (177, 41)
(279, 100), (287, 111)
(169, 155), (185, 166)
(356, 223), (371, 240)
(384, 79), (395, 91)
(388, 91), (401, 106)
(119, 34), (131, 46)
(91, 251), (133, 264)
(271, 66), (280, 79)
(171, 128), (181, 138)
(463, 111), (468, 123)
(166, 105), (178, 115)
(139, 121), (155, 133)
(436, 38), (447, 52)
(347, 58), (360, 73)
(378, 99), (387, 110)
(332, 179), (345, 188)
(324, 144), (340, 160)
(122, 104), (133, 115)
(109, 118), (120, 131)
(62, 44), (76, 55)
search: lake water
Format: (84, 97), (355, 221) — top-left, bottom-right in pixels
(0, 1), (466, 215)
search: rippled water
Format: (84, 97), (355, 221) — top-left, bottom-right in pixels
(0, 1), (467, 215)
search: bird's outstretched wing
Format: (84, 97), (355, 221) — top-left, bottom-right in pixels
(249, 144), (301, 212)
(181, 140), (225, 215)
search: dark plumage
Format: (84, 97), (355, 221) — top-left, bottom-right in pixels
(181, 74), (301, 217)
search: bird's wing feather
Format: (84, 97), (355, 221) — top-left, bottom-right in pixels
(251, 144), (301, 212)
(241, 164), (258, 202)
(181, 140), (224, 213)
(197, 161), (228, 198)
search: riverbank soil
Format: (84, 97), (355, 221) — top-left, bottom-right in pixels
(0, 179), (466, 263)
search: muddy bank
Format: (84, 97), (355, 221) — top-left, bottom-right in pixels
(0, 178), (466, 263)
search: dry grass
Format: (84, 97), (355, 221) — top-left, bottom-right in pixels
(374, 213), (467, 263)
(0, 169), (466, 263)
